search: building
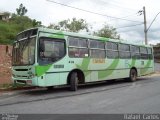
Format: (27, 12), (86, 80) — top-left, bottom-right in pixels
(0, 12), (10, 21)
(153, 43), (160, 62)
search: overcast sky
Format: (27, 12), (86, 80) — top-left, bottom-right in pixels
(0, 0), (160, 45)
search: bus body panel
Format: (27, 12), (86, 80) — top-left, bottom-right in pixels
(12, 27), (155, 87)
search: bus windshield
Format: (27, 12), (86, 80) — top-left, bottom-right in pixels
(12, 37), (36, 65)
(38, 37), (66, 65)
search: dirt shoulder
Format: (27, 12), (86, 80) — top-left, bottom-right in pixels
(142, 71), (160, 78)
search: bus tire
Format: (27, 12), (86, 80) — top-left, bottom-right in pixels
(70, 72), (78, 91)
(47, 86), (54, 91)
(129, 69), (137, 82)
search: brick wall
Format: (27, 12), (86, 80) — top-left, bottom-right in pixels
(0, 45), (12, 84)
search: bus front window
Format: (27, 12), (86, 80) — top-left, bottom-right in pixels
(12, 37), (36, 65)
(39, 38), (65, 65)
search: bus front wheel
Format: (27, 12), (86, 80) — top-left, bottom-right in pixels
(129, 69), (137, 82)
(70, 72), (78, 91)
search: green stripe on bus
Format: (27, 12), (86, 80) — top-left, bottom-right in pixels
(98, 59), (119, 79)
(35, 64), (52, 77)
(76, 58), (91, 76)
(140, 59), (151, 75)
(99, 37), (109, 42)
(50, 31), (64, 39)
(128, 59), (136, 68)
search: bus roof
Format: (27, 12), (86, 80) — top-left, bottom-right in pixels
(17, 27), (152, 48)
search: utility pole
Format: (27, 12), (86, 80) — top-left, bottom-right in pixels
(143, 6), (148, 45)
(139, 7), (160, 45)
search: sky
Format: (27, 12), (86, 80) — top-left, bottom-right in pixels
(0, 0), (160, 45)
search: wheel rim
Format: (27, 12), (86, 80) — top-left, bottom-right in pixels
(131, 70), (136, 81)
(70, 72), (78, 91)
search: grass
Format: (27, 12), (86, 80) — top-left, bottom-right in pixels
(0, 83), (29, 90)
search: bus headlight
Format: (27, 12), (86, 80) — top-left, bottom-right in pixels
(28, 71), (35, 78)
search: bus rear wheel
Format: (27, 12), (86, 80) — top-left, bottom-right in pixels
(47, 86), (54, 91)
(70, 72), (78, 91)
(129, 69), (137, 82)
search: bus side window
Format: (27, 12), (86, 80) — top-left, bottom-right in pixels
(68, 37), (88, 58)
(69, 37), (78, 46)
(90, 40), (105, 58)
(39, 37), (66, 64)
(140, 47), (148, 59)
(90, 40), (105, 49)
(90, 49), (105, 58)
(106, 42), (119, 59)
(131, 45), (140, 59)
(68, 48), (79, 57)
(119, 44), (131, 59)
(79, 48), (88, 57)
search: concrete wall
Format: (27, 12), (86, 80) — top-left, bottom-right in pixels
(0, 45), (12, 84)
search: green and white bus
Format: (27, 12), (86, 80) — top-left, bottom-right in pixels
(12, 27), (154, 91)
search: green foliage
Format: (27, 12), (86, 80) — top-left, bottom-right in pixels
(94, 24), (120, 39)
(0, 14), (42, 44)
(0, 4), (42, 44)
(48, 18), (89, 32)
(16, 3), (28, 16)
(0, 21), (18, 44)
(32, 19), (42, 27)
(11, 14), (33, 31)
(1, 2), (119, 45)
(0, 83), (29, 89)
(48, 18), (120, 39)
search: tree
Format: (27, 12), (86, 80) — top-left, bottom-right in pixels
(0, 4), (43, 44)
(32, 19), (42, 27)
(16, 3), (28, 16)
(10, 14), (33, 31)
(48, 18), (89, 32)
(94, 24), (120, 39)
(48, 18), (120, 39)
(48, 23), (60, 30)
(0, 20), (19, 44)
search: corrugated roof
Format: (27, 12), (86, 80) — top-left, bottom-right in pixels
(0, 12), (10, 16)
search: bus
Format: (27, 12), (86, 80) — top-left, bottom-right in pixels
(12, 27), (154, 91)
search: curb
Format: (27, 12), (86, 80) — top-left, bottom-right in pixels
(0, 86), (36, 92)
(0, 86), (39, 98)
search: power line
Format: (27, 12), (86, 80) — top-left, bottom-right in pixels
(93, 0), (140, 19)
(120, 13), (139, 19)
(116, 23), (144, 29)
(147, 12), (160, 32)
(46, 0), (143, 23)
(97, 0), (139, 12)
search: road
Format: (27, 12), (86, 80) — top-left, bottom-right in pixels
(0, 75), (160, 114)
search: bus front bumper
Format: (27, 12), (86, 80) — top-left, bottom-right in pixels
(12, 77), (38, 86)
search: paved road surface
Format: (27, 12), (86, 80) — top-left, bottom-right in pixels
(0, 76), (160, 114)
